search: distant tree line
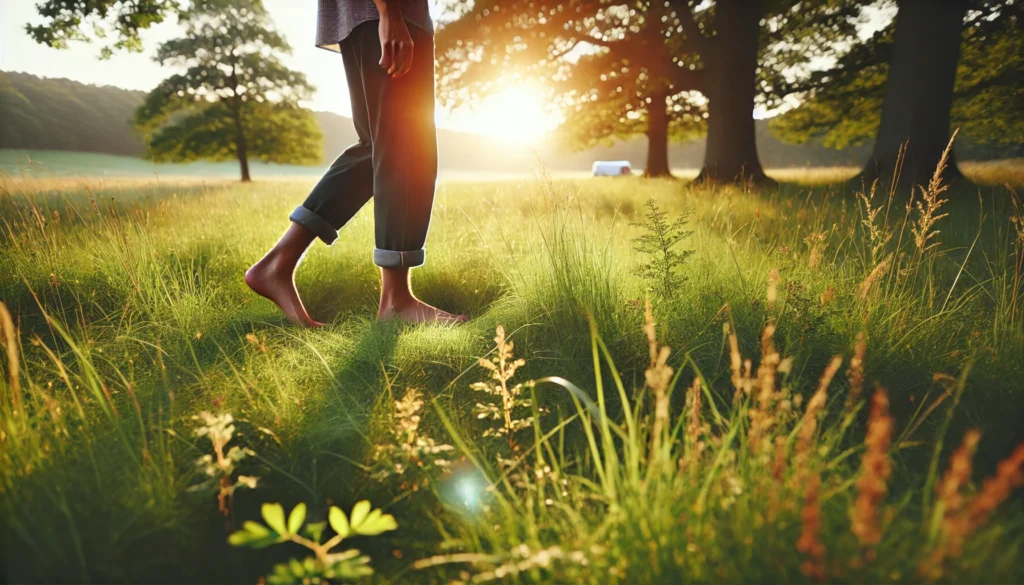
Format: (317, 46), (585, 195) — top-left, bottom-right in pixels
(2, 69), (1017, 173)
(0, 72), (146, 156)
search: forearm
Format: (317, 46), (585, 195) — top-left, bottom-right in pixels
(372, 0), (403, 18)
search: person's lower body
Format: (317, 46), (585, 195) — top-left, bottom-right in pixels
(245, 20), (464, 326)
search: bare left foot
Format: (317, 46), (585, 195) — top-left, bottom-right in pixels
(245, 256), (323, 328)
(378, 297), (467, 323)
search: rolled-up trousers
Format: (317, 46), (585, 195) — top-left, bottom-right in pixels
(290, 20), (438, 268)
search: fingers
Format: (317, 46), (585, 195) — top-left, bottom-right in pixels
(386, 39), (414, 79)
(379, 39), (394, 74)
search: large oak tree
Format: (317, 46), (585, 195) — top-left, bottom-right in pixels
(772, 0), (1021, 186)
(134, 0), (321, 182)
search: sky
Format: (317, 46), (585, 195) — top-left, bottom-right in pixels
(3, 0), (382, 117)
(1, 1), (893, 138)
(1, 0), (559, 139)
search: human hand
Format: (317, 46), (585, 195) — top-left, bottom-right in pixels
(377, 6), (414, 78)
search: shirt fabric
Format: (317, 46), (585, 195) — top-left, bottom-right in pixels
(316, 0), (433, 52)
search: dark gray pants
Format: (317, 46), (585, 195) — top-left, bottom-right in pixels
(291, 21), (438, 268)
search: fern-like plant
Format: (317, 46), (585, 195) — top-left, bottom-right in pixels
(631, 198), (694, 299)
(472, 326), (539, 446)
(229, 500), (397, 585)
(188, 411), (258, 517)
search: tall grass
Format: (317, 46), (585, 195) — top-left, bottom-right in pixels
(1, 156), (1023, 582)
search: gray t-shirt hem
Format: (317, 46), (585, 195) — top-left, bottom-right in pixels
(316, 0), (432, 53)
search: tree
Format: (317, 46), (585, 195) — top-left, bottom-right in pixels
(771, 0), (1022, 186)
(867, 0), (968, 185)
(436, 0), (707, 178)
(134, 0), (322, 182)
(27, 0), (182, 58)
(691, 0), (769, 184)
(436, 0), (858, 183)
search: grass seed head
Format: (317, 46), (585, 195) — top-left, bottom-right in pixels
(797, 472), (827, 583)
(851, 388), (893, 555)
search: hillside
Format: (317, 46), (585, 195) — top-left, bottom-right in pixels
(0, 70), (882, 172)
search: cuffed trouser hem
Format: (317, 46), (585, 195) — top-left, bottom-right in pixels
(290, 206), (338, 245)
(374, 248), (425, 268)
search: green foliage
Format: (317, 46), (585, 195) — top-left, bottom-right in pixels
(430, 313), (1024, 584)
(229, 501), (397, 584)
(436, 1), (862, 151)
(436, 0), (707, 150)
(0, 72), (148, 156)
(187, 411), (259, 515)
(26, 0), (180, 58)
(134, 0), (322, 173)
(772, 0), (1024, 153)
(371, 387), (455, 485)
(630, 198), (694, 299)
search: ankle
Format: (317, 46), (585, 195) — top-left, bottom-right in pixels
(380, 289), (416, 310)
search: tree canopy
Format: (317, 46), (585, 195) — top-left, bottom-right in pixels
(134, 0), (321, 181)
(436, 0), (862, 180)
(26, 0), (182, 58)
(772, 1), (1023, 153)
(436, 0), (709, 176)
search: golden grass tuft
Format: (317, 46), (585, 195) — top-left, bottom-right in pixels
(797, 472), (827, 583)
(796, 356), (843, 461)
(920, 429), (981, 580)
(850, 388), (893, 557)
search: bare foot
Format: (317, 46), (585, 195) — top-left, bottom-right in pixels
(245, 257), (323, 328)
(378, 297), (467, 324)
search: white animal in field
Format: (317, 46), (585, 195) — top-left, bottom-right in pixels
(592, 160), (632, 177)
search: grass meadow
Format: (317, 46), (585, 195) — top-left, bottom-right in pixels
(1, 158), (1023, 584)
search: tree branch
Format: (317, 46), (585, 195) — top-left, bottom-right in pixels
(670, 0), (712, 58)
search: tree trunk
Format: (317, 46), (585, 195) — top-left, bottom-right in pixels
(228, 65), (252, 183)
(233, 109), (252, 183)
(862, 0), (967, 187)
(645, 89), (672, 178)
(695, 0), (772, 186)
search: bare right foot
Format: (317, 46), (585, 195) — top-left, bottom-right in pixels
(378, 296), (467, 324)
(245, 256), (323, 328)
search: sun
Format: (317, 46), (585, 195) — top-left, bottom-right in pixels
(443, 85), (559, 144)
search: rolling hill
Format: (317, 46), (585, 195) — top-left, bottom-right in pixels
(0, 70), (881, 173)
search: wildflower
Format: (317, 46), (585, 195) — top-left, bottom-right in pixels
(966, 442), (1024, 531)
(682, 377), (703, 472)
(645, 299), (673, 455)
(796, 356), (843, 461)
(245, 333), (268, 353)
(767, 269), (779, 311)
(190, 411), (258, 516)
(805, 232), (826, 270)
(847, 333), (867, 407)
(749, 324), (781, 453)
(472, 326), (538, 444)
(920, 429), (981, 580)
(373, 388), (454, 485)
(858, 254), (893, 300)
(911, 130), (956, 254)
(797, 473), (827, 583)
(858, 180), (893, 265)
(724, 321), (752, 401)
(851, 389), (893, 556)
